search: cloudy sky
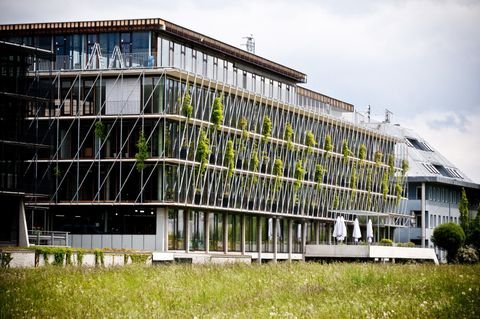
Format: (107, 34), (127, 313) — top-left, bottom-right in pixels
(1, 0), (479, 182)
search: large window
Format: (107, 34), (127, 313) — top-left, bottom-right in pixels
(168, 209), (185, 250)
(209, 212), (223, 251)
(189, 210), (205, 251)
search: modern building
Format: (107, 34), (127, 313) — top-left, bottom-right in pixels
(0, 18), (410, 261)
(369, 122), (480, 260)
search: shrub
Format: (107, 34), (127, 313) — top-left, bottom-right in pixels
(135, 131), (149, 171)
(211, 96), (223, 129)
(94, 120), (106, 140)
(358, 144), (367, 164)
(324, 134), (333, 155)
(388, 154), (395, 176)
(197, 129), (210, 176)
(225, 140), (235, 178)
(305, 130), (316, 154)
(342, 140), (350, 161)
(374, 151), (383, 165)
(239, 117), (249, 140)
(273, 158), (283, 191)
(284, 123), (294, 150)
(401, 159), (409, 175)
(182, 86), (193, 119)
(380, 238), (393, 246)
(294, 160), (305, 192)
(456, 245), (479, 264)
(262, 116), (272, 143)
(431, 222), (466, 263)
(314, 164), (324, 189)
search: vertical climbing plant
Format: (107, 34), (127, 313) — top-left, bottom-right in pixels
(324, 134), (333, 156)
(135, 131), (149, 172)
(262, 115), (272, 143)
(314, 164), (324, 190)
(211, 95), (223, 130)
(197, 129), (210, 176)
(225, 139), (235, 178)
(182, 85), (193, 119)
(305, 130), (316, 154)
(273, 158), (283, 191)
(284, 123), (294, 151)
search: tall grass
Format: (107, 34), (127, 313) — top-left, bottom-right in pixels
(1, 263), (479, 318)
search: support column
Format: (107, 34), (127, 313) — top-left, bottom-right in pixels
(315, 221), (320, 245)
(223, 213), (228, 254)
(205, 212), (210, 254)
(185, 210), (190, 253)
(421, 182), (426, 248)
(155, 207), (167, 251)
(240, 214), (246, 255)
(327, 224), (332, 245)
(301, 221), (307, 256)
(273, 218), (278, 263)
(257, 217), (262, 264)
(18, 199), (29, 247)
(288, 219), (293, 262)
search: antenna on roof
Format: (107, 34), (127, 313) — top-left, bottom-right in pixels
(241, 34), (255, 54)
(367, 105), (371, 122)
(384, 109), (393, 123)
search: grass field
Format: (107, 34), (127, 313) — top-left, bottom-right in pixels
(1, 262), (479, 318)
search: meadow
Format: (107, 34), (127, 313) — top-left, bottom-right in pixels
(0, 262), (479, 318)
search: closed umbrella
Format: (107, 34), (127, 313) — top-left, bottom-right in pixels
(338, 216), (347, 242)
(332, 216), (340, 241)
(366, 219), (374, 244)
(353, 218), (362, 244)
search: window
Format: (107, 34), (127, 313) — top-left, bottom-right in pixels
(406, 137), (433, 152)
(416, 186), (422, 200)
(423, 163), (440, 175)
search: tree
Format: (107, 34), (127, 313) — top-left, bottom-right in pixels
(134, 131), (149, 172)
(431, 222), (465, 263)
(211, 95), (223, 130)
(459, 188), (470, 233)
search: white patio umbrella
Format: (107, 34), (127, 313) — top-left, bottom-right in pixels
(338, 216), (347, 242)
(353, 218), (362, 244)
(332, 216), (340, 240)
(366, 219), (374, 244)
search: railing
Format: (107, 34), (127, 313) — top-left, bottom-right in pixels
(28, 230), (70, 247)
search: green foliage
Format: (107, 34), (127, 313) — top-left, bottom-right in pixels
(273, 158), (283, 191)
(374, 151), (383, 166)
(211, 95), (224, 129)
(0, 252), (12, 268)
(397, 242), (416, 248)
(456, 245), (479, 264)
(459, 188), (470, 233)
(333, 194), (339, 209)
(134, 131), (149, 172)
(380, 238), (393, 246)
(262, 116), (272, 143)
(94, 249), (104, 267)
(197, 129), (210, 176)
(293, 160), (305, 192)
(431, 222), (466, 263)
(382, 173), (389, 201)
(388, 154), (395, 176)
(250, 143), (259, 184)
(401, 159), (409, 175)
(324, 134), (333, 156)
(314, 164), (324, 189)
(94, 120), (106, 140)
(225, 140), (235, 178)
(77, 249), (84, 266)
(182, 86), (193, 119)
(350, 164), (357, 191)
(305, 130), (316, 154)
(239, 117), (249, 140)
(129, 254), (150, 264)
(358, 144), (367, 164)
(53, 165), (61, 177)
(284, 123), (294, 151)
(395, 177), (402, 205)
(342, 139), (350, 161)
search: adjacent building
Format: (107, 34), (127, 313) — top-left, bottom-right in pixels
(0, 18), (410, 261)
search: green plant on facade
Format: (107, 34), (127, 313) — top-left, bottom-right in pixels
(273, 158), (283, 191)
(314, 164), (324, 190)
(305, 130), (316, 154)
(333, 194), (340, 209)
(350, 163), (357, 191)
(134, 131), (149, 172)
(401, 159), (409, 175)
(374, 151), (383, 166)
(250, 143), (259, 184)
(284, 123), (294, 151)
(382, 173), (389, 202)
(380, 238), (393, 246)
(53, 165), (61, 177)
(395, 176), (402, 205)
(262, 115), (272, 143)
(225, 139), (235, 178)
(388, 154), (395, 176)
(182, 85), (193, 119)
(293, 160), (305, 192)
(211, 95), (224, 130)
(358, 144), (367, 164)
(94, 120), (106, 140)
(366, 168), (373, 207)
(459, 187), (470, 233)
(94, 249), (104, 267)
(197, 129), (210, 176)
(324, 134), (333, 156)
(342, 139), (350, 161)
(239, 116), (249, 140)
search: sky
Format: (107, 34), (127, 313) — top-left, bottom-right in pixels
(1, 0), (479, 183)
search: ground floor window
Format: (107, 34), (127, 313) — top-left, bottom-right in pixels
(189, 210), (205, 251)
(168, 209), (184, 250)
(209, 212), (223, 251)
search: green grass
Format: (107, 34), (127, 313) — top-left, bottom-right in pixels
(1, 263), (479, 318)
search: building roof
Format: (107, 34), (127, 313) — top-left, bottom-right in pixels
(370, 122), (480, 190)
(0, 18), (307, 83)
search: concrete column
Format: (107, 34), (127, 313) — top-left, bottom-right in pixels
(288, 219), (293, 262)
(223, 213), (228, 254)
(257, 217), (262, 264)
(240, 214), (246, 255)
(18, 199), (29, 247)
(315, 221), (320, 244)
(273, 218), (278, 263)
(327, 224), (332, 245)
(301, 221), (307, 255)
(185, 210), (190, 253)
(205, 212), (210, 254)
(155, 207), (167, 251)
(421, 182), (426, 248)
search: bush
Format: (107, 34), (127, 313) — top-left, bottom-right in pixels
(379, 238), (393, 246)
(456, 245), (479, 264)
(431, 223), (465, 263)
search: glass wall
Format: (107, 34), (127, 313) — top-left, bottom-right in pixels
(209, 212), (224, 251)
(189, 210), (205, 251)
(168, 208), (184, 250)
